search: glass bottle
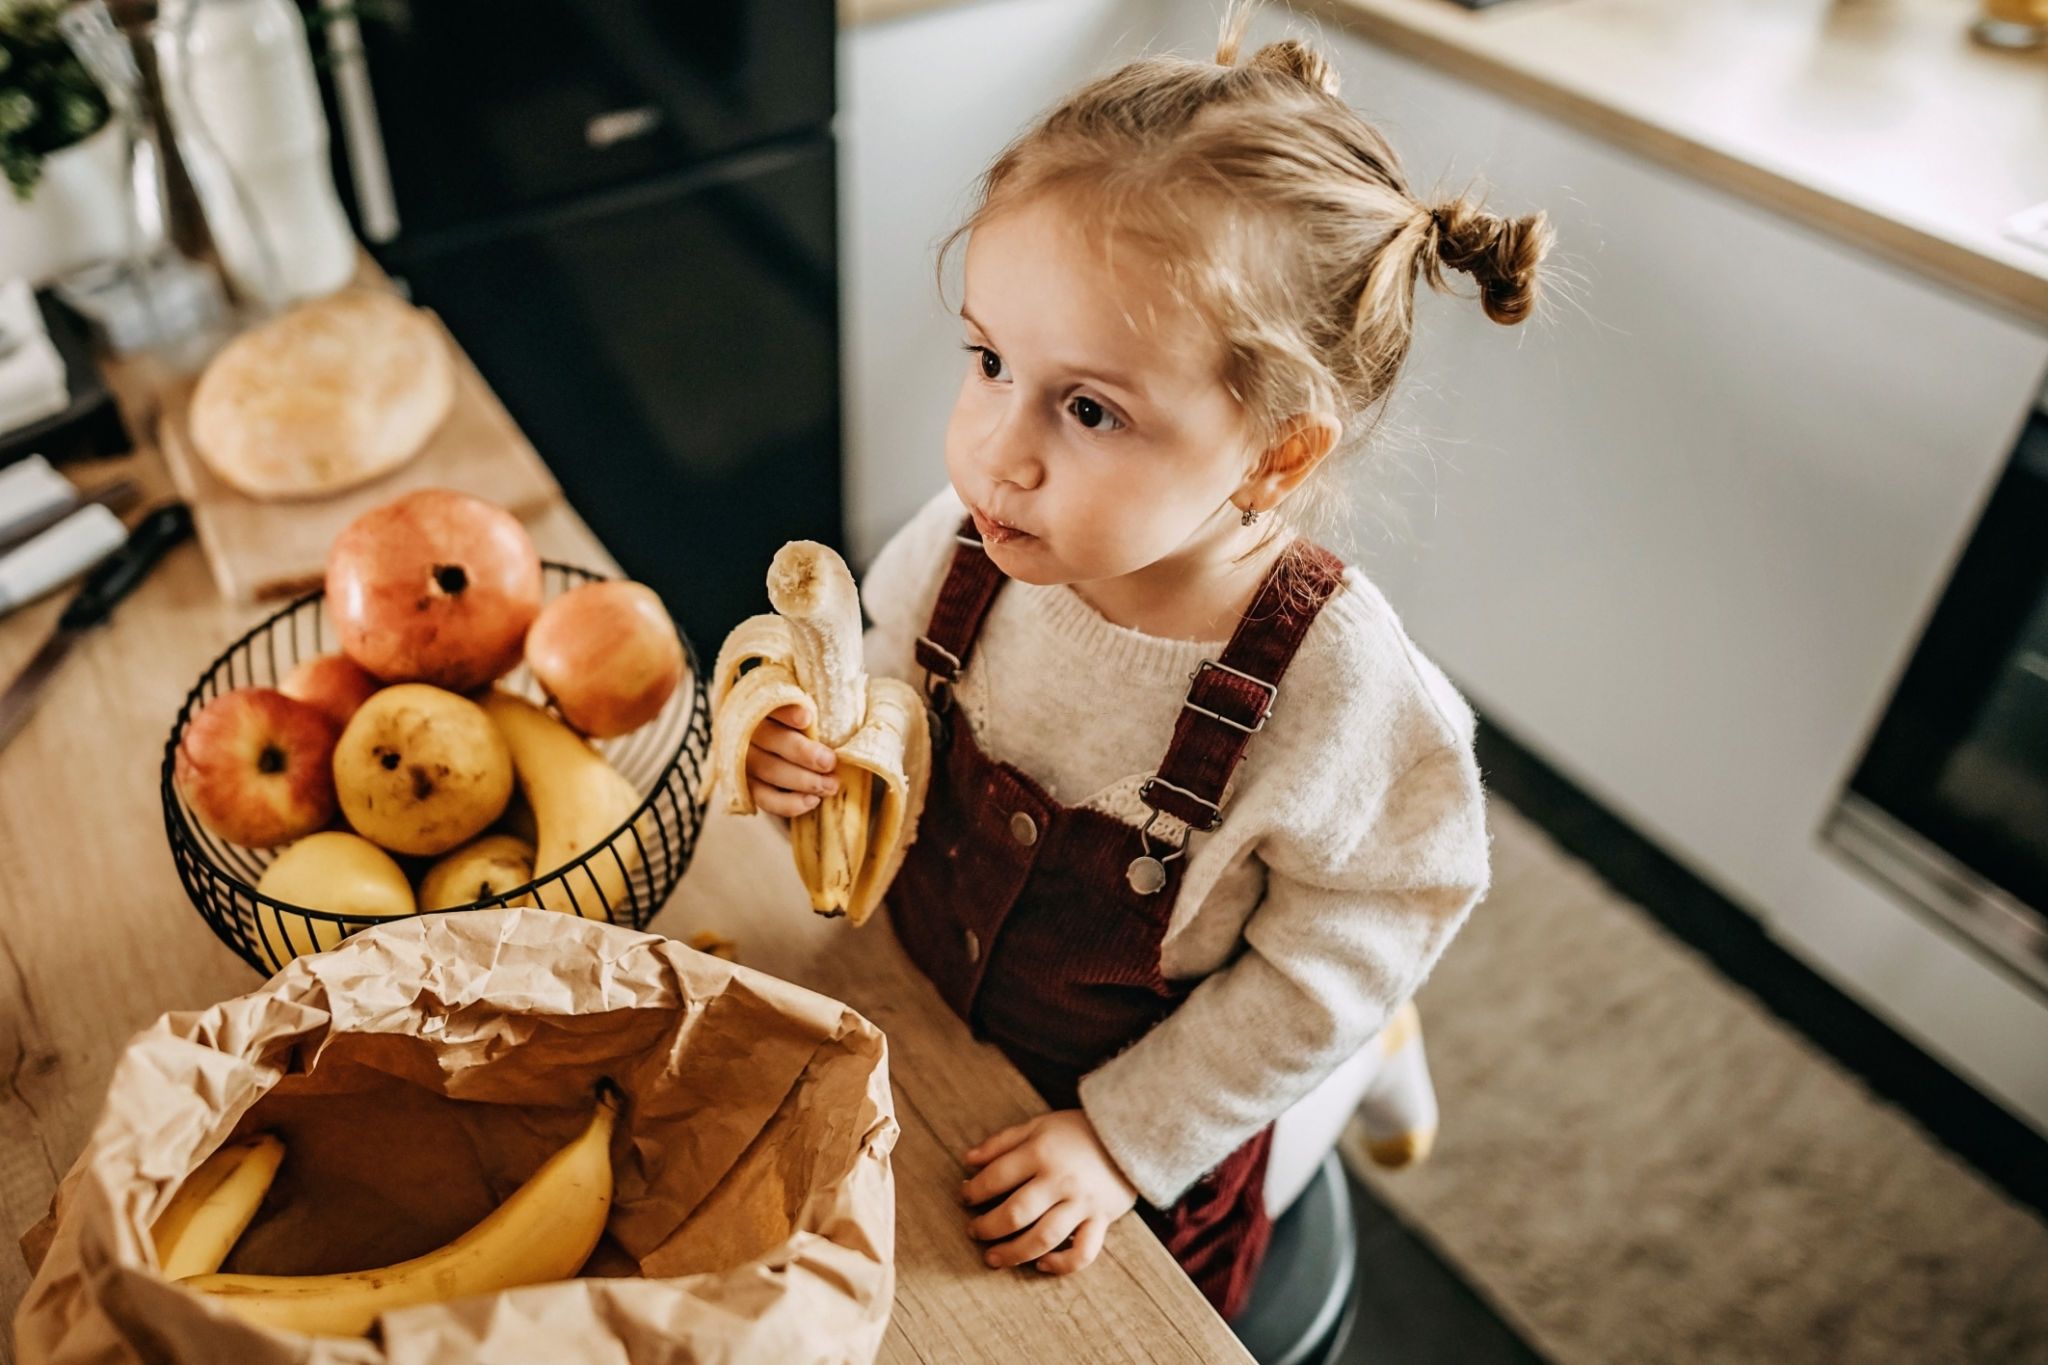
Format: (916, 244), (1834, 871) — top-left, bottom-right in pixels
(153, 0), (357, 312)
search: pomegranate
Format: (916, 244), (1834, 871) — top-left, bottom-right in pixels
(326, 489), (542, 692)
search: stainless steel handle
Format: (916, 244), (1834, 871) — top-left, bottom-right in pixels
(320, 0), (400, 244)
(586, 105), (663, 149)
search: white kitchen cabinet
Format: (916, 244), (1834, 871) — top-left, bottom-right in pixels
(1275, 17), (2048, 1133)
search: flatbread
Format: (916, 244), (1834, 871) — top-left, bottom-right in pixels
(188, 289), (455, 500)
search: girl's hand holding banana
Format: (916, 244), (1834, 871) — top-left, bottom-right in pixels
(710, 542), (930, 925)
(747, 700), (842, 818)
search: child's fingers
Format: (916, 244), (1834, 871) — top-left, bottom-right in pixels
(755, 709), (836, 773)
(1035, 1216), (1106, 1276)
(960, 1148), (1036, 1207)
(985, 1202), (1082, 1269)
(749, 781), (822, 819)
(747, 746), (840, 797)
(966, 1180), (1055, 1242)
(962, 1121), (1035, 1169)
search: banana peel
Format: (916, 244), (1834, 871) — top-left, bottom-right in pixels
(710, 542), (929, 925)
(152, 1135), (286, 1279)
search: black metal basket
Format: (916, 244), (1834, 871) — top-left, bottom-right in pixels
(162, 562), (713, 976)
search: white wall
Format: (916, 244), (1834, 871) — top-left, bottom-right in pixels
(837, 0), (1183, 564)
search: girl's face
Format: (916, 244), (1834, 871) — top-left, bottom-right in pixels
(944, 195), (1263, 591)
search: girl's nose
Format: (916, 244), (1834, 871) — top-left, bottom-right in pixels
(981, 406), (1044, 491)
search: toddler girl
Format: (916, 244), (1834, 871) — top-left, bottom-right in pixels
(747, 1), (1550, 1320)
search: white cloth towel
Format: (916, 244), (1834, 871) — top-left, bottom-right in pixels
(0, 278), (71, 435)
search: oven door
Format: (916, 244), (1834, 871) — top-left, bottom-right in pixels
(1827, 397), (2048, 998)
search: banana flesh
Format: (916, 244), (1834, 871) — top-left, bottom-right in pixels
(709, 541), (930, 925)
(153, 1135), (286, 1280)
(182, 1080), (622, 1338)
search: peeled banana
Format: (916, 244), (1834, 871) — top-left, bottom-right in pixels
(182, 1080), (623, 1338)
(153, 1135), (286, 1279)
(710, 541), (930, 925)
(483, 691), (646, 917)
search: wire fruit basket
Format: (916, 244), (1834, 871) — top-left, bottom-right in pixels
(162, 562), (714, 976)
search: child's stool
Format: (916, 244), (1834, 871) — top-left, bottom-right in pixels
(1237, 1000), (1437, 1364)
(1265, 999), (1437, 1215)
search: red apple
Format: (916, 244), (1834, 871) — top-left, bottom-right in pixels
(279, 652), (381, 729)
(326, 488), (542, 692)
(525, 580), (685, 737)
(175, 688), (340, 847)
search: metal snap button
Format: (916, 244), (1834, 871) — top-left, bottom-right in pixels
(964, 929), (981, 963)
(1009, 811), (1039, 846)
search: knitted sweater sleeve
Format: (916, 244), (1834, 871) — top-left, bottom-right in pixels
(1075, 737), (1493, 1208)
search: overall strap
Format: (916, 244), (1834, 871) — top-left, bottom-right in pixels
(914, 516), (1004, 703)
(1139, 543), (1348, 834)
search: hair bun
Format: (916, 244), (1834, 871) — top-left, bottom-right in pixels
(1213, 3), (1342, 96)
(1427, 198), (1553, 325)
(1242, 39), (1342, 97)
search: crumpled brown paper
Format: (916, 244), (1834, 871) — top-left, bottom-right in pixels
(14, 907), (898, 1364)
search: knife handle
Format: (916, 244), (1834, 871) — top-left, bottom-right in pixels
(57, 501), (194, 631)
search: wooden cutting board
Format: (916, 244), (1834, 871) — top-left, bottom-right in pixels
(157, 306), (562, 606)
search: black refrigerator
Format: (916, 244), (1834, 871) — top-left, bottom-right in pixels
(308, 0), (843, 654)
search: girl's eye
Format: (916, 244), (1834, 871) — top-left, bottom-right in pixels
(962, 343), (1009, 382)
(960, 343), (1125, 434)
(1069, 396), (1124, 433)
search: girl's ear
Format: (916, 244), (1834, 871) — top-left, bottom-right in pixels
(1247, 414), (1342, 503)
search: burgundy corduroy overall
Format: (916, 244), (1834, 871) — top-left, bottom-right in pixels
(889, 516), (1348, 1320)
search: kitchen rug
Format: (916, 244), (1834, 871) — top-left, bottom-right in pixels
(1343, 800), (2048, 1364)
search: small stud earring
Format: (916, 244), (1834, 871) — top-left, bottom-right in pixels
(1240, 504), (1261, 527)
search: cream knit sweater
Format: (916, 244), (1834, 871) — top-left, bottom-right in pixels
(857, 485), (1493, 1208)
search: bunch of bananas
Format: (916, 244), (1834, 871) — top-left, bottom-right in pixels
(155, 1081), (622, 1338)
(709, 541), (930, 926)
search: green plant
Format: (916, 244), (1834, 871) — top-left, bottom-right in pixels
(0, 0), (111, 203)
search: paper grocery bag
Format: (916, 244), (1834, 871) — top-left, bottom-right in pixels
(14, 908), (898, 1364)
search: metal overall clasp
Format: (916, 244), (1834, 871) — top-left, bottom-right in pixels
(1127, 778), (1222, 895)
(918, 634), (960, 745)
(1127, 809), (1187, 895)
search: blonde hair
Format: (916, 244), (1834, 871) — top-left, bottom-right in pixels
(936, 0), (1554, 562)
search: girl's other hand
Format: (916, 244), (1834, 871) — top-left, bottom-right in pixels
(960, 1110), (1138, 1276)
(747, 701), (838, 818)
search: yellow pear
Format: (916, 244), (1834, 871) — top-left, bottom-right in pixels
(418, 833), (537, 911)
(253, 831), (416, 971)
(333, 684), (513, 856)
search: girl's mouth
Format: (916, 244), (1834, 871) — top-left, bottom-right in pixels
(971, 507), (1033, 546)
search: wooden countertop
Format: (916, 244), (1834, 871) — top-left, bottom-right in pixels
(0, 365), (1249, 1363)
(844, 0), (2048, 330)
